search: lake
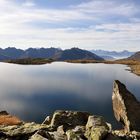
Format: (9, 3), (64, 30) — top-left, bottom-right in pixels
(0, 62), (140, 128)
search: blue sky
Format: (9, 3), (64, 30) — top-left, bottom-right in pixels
(0, 0), (140, 51)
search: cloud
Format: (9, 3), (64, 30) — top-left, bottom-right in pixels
(0, 0), (139, 51)
(22, 0), (36, 7)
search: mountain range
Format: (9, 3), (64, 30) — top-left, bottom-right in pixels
(0, 47), (139, 62)
(0, 47), (104, 61)
(90, 50), (135, 59)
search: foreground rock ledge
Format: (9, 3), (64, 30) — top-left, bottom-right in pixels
(112, 80), (140, 132)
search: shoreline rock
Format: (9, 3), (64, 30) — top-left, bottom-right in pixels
(112, 80), (140, 132)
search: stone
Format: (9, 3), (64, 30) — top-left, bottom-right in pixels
(42, 116), (51, 125)
(85, 115), (109, 140)
(105, 133), (123, 140)
(57, 125), (65, 135)
(0, 111), (9, 115)
(30, 130), (53, 140)
(50, 110), (90, 130)
(0, 122), (48, 137)
(29, 133), (49, 140)
(66, 126), (86, 140)
(112, 80), (140, 132)
(30, 126), (66, 140)
(49, 131), (66, 140)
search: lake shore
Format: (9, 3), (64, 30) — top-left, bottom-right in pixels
(4, 58), (140, 76)
(66, 59), (140, 76)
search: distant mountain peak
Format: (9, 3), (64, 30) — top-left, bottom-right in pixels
(90, 49), (135, 59)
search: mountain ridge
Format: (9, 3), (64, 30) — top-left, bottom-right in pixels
(127, 51), (140, 61)
(0, 47), (104, 61)
(90, 49), (135, 59)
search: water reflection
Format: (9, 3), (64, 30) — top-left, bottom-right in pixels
(0, 62), (140, 128)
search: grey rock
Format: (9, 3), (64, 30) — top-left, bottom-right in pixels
(43, 116), (51, 125)
(112, 80), (140, 132)
(30, 130), (53, 140)
(85, 115), (109, 140)
(50, 110), (90, 130)
(66, 126), (86, 140)
(0, 122), (48, 137)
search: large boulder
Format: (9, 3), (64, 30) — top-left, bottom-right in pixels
(47, 110), (90, 130)
(85, 115), (109, 140)
(112, 80), (140, 132)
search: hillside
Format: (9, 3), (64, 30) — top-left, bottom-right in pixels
(54, 48), (104, 61)
(128, 51), (140, 61)
(0, 54), (10, 61)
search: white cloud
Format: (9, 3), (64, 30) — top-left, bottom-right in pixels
(73, 0), (139, 17)
(22, 0), (35, 7)
(0, 0), (139, 51)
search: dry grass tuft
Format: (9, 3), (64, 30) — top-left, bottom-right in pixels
(0, 115), (22, 125)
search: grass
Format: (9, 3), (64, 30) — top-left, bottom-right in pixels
(65, 59), (102, 63)
(0, 115), (22, 125)
(104, 59), (140, 76)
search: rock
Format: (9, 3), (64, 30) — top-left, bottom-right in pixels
(105, 133), (123, 140)
(66, 126), (86, 140)
(57, 125), (65, 135)
(0, 122), (48, 137)
(29, 133), (49, 140)
(30, 130), (53, 140)
(30, 126), (66, 140)
(50, 110), (90, 130)
(0, 111), (9, 115)
(112, 130), (140, 140)
(112, 80), (140, 132)
(49, 131), (66, 140)
(0, 111), (22, 126)
(85, 115), (109, 140)
(43, 116), (51, 125)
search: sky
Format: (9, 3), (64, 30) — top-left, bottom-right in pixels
(0, 0), (140, 51)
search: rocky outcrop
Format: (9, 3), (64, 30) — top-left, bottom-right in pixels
(30, 111), (110, 140)
(47, 110), (90, 130)
(112, 80), (140, 132)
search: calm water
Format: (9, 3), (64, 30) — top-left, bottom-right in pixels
(0, 62), (140, 128)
